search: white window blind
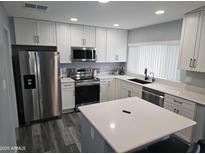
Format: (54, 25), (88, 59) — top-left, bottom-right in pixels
(127, 41), (180, 81)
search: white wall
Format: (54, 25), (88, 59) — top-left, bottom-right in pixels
(0, 3), (18, 150)
(128, 20), (205, 88)
(128, 20), (183, 43)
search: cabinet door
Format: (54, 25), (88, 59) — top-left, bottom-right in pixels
(131, 90), (141, 98)
(61, 83), (75, 110)
(118, 30), (127, 62)
(96, 27), (107, 62)
(175, 108), (194, 143)
(14, 18), (37, 45)
(119, 86), (129, 99)
(179, 12), (201, 70)
(107, 29), (119, 62)
(107, 29), (127, 62)
(108, 79), (116, 101)
(164, 100), (195, 143)
(195, 11), (205, 72)
(100, 85), (109, 102)
(70, 24), (84, 47)
(84, 26), (96, 47)
(56, 23), (71, 63)
(37, 20), (56, 46)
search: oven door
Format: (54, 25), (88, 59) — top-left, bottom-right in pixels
(75, 81), (100, 105)
(72, 47), (96, 61)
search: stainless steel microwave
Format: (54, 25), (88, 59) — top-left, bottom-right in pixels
(71, 47), (96, 62)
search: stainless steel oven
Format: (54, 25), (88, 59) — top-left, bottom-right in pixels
(75, 79), (100, 105)
(69, 68), (100, 108)
(71, 47), (96, 62)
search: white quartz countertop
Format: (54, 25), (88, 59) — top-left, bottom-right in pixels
(97, 74), (205, 105)
(79, 97), (196, 153)
(60, 77), (75, 83)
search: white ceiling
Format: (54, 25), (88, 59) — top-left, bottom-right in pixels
(3, 1), (205, 29)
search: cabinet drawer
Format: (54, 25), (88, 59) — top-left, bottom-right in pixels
(61, 83), (74, 89)
(100, 79), (110, 86)
(120, 80), (142, 91)
(165, 94), (196, 112)
(164, 102), (195, 120)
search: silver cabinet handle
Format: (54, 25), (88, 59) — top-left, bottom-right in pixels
(173, 99), (183, 104)
(82, 39), (86, 46)
(128, 90), (131, 97)
(189, 58), (193, 68)
(193, 59), (197, 68)
(33, 35), (39, 43)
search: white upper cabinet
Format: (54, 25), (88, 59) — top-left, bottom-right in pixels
(179, 12), (200, 71)
(70, 24), (84, 47)
(14, 18), (56, 46)
(56, 23), (71, 63)
(195, 11), (205, 72)
(70, 24), (96, 47)
(96, 27), (107, 62)
(179, 11), (205, 72)
(36, 20), (56, 46)
(14, 18), (37, 45)
(107, 29), (127, 62)
(83, 26), (96, 47)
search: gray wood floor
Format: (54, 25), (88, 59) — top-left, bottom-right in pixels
(15, 112), (81, 153)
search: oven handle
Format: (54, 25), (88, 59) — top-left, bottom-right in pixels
(75, 81), (100, 87)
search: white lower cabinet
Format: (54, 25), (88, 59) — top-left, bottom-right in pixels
(100, 79), (116, 102)
(164, 94), (196, 143)
(61, 82), (75, 112)
(116, 79), (142, 99)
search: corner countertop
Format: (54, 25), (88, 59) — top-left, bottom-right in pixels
(79, 97), (196, 153)
(60, 77), (75, 83)
(97, 74), (205, 106)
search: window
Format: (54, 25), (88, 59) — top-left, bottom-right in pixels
(127, 41), (180, 81)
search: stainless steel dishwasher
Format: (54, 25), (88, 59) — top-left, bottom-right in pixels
(142, 87), (165, 107)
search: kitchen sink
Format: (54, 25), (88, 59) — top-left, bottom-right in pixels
(128, 78), (152, 84)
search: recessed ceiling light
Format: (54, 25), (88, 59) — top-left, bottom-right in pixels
(99, 0), (109, 3)
(113, 24), (119, 27)
(155, 10), (165, 15)
(70, 18), (78, 22)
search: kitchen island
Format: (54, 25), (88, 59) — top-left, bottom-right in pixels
(78, 97), (196, 153)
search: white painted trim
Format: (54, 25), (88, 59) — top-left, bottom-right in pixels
(128, 40), (180, 47)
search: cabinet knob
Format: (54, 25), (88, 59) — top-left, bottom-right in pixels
(115, 55), (119, 61)
(193, 59), (197, 68)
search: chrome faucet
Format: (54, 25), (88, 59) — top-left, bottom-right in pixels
(149, 72), (155, 82)
(144, 68), (155, 82)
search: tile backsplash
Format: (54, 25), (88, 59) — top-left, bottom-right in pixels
(60, 62), (126, 76)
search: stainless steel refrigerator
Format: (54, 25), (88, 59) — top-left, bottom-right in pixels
(17, 51), (62, 124)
